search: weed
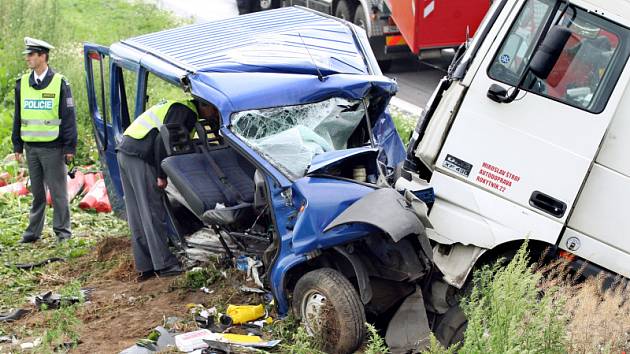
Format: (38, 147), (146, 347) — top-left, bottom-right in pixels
(41, 304), (81, 352)
(173, 266), (222, 290)
(279, 326), (325, 354)
(458, 243), (567, 354)
(0, 0), (185, 163)
(391, 111), (417, 146)
(422, 335), (457, 354)
(541, 264), (630, 353)
(364, 323), (389, 354)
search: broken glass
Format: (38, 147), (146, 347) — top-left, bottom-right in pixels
(231, 97), (367, 179)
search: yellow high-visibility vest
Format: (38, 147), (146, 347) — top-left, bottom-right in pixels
(123, 99), (198, 139)
(20, 72), (63, 142)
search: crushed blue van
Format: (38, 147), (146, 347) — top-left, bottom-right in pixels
(84, 7), (433, 353)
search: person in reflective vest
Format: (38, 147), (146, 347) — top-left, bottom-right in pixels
(12, 37), (78, 243)
(116, 98), (219, 281)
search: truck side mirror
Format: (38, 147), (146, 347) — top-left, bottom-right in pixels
(529, 26), (572, 80)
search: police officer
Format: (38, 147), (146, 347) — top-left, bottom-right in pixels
(12, 37), (77, 243)
(116, 98), (218, 280)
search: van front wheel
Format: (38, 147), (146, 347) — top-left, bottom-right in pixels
(293, 268), (365, 354)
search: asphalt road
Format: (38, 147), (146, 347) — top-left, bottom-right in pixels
(384, 56), (449, 110)
(152, 0), (446, 110)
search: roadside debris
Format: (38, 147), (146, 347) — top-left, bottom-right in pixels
(238, 286), (264, 294)
(5, 256), (65, 270)
(0, 308), (30, 322)
(19, 337), (41, 350)
(175, 329), (280, 352)
(32, 288), (92, 309)
(234, 256), (263, 289)
(120, 326), (176, 354)
(226, 304), (265, 325)
(0, 335), (17, 343)
(186, 228), (237, 255)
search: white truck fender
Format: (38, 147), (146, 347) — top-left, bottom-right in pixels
(432, 243), (487, 288)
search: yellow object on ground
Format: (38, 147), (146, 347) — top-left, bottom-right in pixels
(221, 333), (263, 344)
(226, 304), (265, 324)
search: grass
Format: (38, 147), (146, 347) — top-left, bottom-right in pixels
(458, 243), (566, 354)
(391, 110), (417, 147)
(0, 0), (185, 164)
(425, 244), (630, 354)
(40, 281), (85, 352)
(364, 323), (389, 354)
(174, 265), (223, 290)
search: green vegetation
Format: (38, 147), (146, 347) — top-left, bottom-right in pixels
(391, 111), (417, 146)
(0, 1), (179, 349)
(364, 323), (389, 354)
(279, 326), (325, 354)
(176, 265), (223, 290)
(41, 281), (85, 352)
(0, 193), (128, 310)
(458, 243), (566, 354)
(0, 0), (185, 163)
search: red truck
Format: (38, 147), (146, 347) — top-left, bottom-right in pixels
(386, 0), (490, 58)
(249, 0), (491, 70)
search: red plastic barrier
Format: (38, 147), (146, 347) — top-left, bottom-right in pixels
(82, 172), (102, 196)
(79, 179), (110, 212)
(67, 171), (85, 202)
(0, 181), (29, 196)
(46, 171), (86, 206)
(0, 171), (10, 187)
(95, 192), (112, 213)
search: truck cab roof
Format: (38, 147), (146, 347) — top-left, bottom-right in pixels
(578, 0), (630, 26)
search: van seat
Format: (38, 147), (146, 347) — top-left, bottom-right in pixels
(161, 146), (255, 218)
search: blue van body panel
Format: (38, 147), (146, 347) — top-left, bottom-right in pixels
(85, 7), (408, 316)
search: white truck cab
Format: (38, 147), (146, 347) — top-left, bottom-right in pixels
(402, 1), (630, 342)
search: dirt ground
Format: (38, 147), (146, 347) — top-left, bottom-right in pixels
(8, 237), (264, 354)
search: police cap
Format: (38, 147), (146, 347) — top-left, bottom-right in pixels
(22, 37), (55, 55)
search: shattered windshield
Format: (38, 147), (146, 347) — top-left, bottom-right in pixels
(231, 97), (368, 179)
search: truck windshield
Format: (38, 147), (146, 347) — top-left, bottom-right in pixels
(231, 98), (368, 179)
(488, 0), (630, 113)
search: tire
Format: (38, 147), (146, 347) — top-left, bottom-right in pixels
(353, 4), (368, 31)
(335, 0), (356, 22)
(237, 0), (257, 14)
(259, 0), (281, 9)
(293, 268), (366, 354)
(98, 151), (127, 220)
(435, 305), (467, 348)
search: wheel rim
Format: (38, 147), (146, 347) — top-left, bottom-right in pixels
(356, 18), (366, 30)
(260, 0), (271, 9)
(301, 290), (328, 336)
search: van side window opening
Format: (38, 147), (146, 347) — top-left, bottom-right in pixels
(488, 0), (630, 113)
(145, 73), (191, 109)
(89, 52), (111, 124)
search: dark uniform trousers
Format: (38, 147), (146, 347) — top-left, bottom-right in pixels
(117, 151), (178, 272)
(24, 146), (71, 240)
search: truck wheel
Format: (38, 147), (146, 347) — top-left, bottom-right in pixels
(435, 305), (467, 348)
(259, 0), (281, 9)
(293, 268), (365, 354)
(353, 4), (368, 31)
(335, 0), (356, 22)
